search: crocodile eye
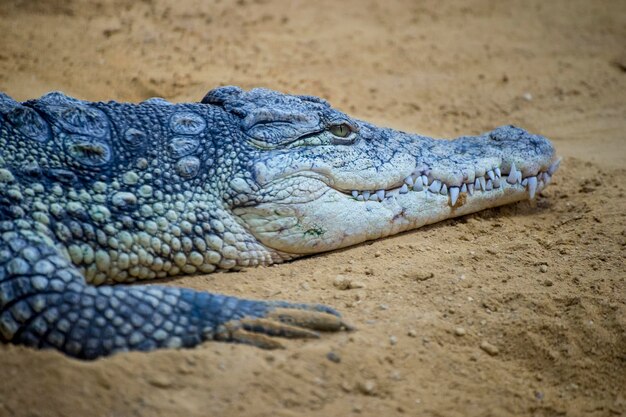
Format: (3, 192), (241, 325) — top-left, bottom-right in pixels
(329, 123), (351, 138)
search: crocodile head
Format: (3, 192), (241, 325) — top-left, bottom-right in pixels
(206, 87), (560, 255)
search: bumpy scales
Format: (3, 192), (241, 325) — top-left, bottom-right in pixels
(0, 87), (559, 359)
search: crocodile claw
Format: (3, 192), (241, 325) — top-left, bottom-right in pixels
(216, 307), (353, 349)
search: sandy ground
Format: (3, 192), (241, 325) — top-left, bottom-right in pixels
(1, 0), (625, 416)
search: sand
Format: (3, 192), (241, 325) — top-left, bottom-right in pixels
(0, 0), (625, 416)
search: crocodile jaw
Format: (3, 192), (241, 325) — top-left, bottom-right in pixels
(234, 125), (560, 255)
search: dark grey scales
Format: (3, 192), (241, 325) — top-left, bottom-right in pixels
(0, 86), (559, 359)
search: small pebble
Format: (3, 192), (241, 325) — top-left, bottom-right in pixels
(480, 341), (499, 356)
(407, 329), (417, 337)
(177, 365), (192, 375)
(389, 335), (398, 345)
(357, 380), (377, 395)
(374, 251), (382, 257)
(412, 271), (434, 281)
(543, 279), (553, 287)
(454, 327), (466, 336)
(522, 92), (533, 101)
(482, 299), (497, 312)
(390, 370), (401, 380)
(539, 265), (548, 273)
(95, 374), (112, 390)
(148, 375), (172, 388)
(326, 351), (341, 363)
(333, 275), (351, 290)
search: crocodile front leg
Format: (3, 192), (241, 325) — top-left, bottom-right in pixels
(0, 224), (348, 359)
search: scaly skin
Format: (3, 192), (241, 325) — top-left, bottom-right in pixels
(0, 86), (559, 359)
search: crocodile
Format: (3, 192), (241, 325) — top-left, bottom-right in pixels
(0, 86), (560, 359)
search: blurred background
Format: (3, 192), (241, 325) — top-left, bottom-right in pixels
(1, 0), (624, 155)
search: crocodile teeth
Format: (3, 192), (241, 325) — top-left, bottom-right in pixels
(548, 158), (561, 176)
(351, 162), (555, 204)
(507, 163), (519, 184)
(449, 186), (460, 206)
(429, 180), (442, 193)
(527, 176), (537, 199)
(413, 177), (423, 191)
(543, 173), (552, 185)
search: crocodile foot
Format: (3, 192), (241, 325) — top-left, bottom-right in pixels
(216, 305), (353, 349)
(0, 227), (351, 359)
